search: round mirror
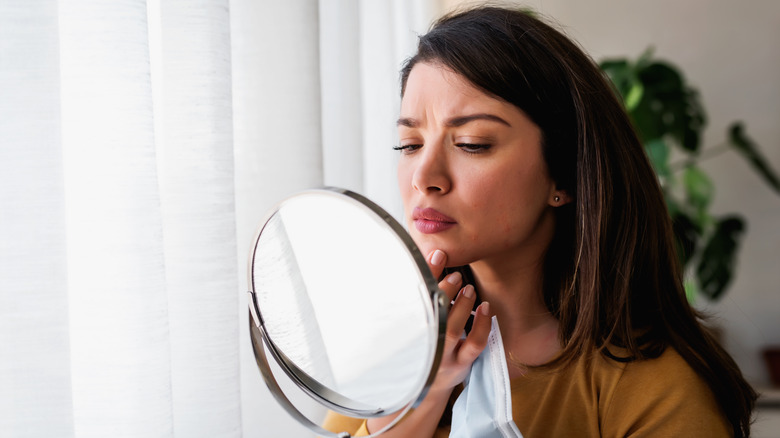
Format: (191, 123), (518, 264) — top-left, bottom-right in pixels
(247, 187), (447, 437)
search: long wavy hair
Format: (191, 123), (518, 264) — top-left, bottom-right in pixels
(400, 6), (756, 437)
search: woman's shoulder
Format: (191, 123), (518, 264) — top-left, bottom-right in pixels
(594, 342), (697, 381)
(601, 344), (714, 400)
(599, 345), (732, 437)
(510, 345), (732, 437)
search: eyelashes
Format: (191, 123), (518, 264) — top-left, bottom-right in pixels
(455, 143), (491, 153)
(392, 143), (492, 154)
(392, 144), (422, 153)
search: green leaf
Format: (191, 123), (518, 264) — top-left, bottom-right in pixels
(635, 47), (656, 70)
(681, 88), (706, 151)
(625, 82), (644, 111)
(599, 59), (631, 77)
(729, 122), (780, 194)
(664, 191), (681, 216)
(600, 59), (638, 104)
(645, 138), (670, 178)
(696, 216), (745, 300)
(631, 61), (706, 152)
(684, 279), (698, 305)
(683, 166), (714, 216)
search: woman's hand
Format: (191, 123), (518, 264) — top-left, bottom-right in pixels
(425, 249), (493, 395)
(364, 249), (492, 437)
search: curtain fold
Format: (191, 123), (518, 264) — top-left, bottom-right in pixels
(155, 1), (241, 436)
(319, 0), (364, 194)
(59, 0), (171, 435)
(230, 1), (325, 435)
(0, 1), (74, 436)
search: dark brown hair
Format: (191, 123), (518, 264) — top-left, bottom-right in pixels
(401, 6), (756, 436)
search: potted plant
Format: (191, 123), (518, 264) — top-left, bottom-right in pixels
(600, 49), (780, 302)
(599, 49), (780, 386)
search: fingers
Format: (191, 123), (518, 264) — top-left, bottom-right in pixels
(426, 248), (491, 371)
(439, 271), (462, 302)
(446, 284), (476, 341)
(456, 302), (492, 364)
(426, 249), (447, 280)
(428, 249), (463, 301)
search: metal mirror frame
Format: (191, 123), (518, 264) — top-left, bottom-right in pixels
(247, 187), (448, 437)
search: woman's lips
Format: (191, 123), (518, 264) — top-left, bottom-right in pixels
(412, 207), (456, 234)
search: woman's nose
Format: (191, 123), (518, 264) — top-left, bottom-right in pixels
(411, 144), (451, 195)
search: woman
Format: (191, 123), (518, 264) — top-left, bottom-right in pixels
(328, 5), (756, 437)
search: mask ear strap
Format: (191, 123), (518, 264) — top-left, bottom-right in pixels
(449, 318), (523, 438)
(486, 318), (523, 437)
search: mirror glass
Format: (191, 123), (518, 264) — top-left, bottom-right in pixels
(248, 188), (445, 436)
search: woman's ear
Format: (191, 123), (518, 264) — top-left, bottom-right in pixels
(549, 190), (573, 207)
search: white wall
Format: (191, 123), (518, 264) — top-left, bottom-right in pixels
(441, 0), (780, 386)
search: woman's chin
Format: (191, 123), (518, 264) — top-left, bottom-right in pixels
(411, 237), (472, 268)
(410, 233), (441, 255)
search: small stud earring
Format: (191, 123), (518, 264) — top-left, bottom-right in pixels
(554, 195), (560, 203)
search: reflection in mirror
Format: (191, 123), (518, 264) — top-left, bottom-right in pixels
(248, 188), (445, 437)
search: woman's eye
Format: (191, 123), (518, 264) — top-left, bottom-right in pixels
(455, 143), (491, 154)
(392, 144), (422, 154)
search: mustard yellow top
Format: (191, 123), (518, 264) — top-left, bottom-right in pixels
(322, 346), (731, 437)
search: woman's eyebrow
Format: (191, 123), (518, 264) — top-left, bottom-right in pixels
(396, 113), (511, 128)
(396, 117), (418, 127)
(445, 113), (511, 127)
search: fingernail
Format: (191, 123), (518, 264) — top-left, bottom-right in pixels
(463, 284), (474, 299)
(447, 271), (462, 285)
(431, 249), (445, 266)
(479, 301), (490, 316)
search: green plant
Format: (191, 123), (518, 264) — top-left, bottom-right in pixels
(600, 49), (780, 302)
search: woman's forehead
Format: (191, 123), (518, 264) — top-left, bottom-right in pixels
(401, 63), (512, 116)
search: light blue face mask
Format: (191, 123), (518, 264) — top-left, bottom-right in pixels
(449, 317), (523, 438)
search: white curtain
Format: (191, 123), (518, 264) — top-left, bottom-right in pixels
(0, 0), (435, 437)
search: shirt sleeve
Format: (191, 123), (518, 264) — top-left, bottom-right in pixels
(321, 411), (370, 437)
(320, 410), (450, 437)
(601, 347), (732, 437)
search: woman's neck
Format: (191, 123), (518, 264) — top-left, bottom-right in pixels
(470, 254), (549, 330)
(469, 255), (561, 371)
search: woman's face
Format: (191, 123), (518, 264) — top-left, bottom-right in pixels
(397, 62), (560, 269)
